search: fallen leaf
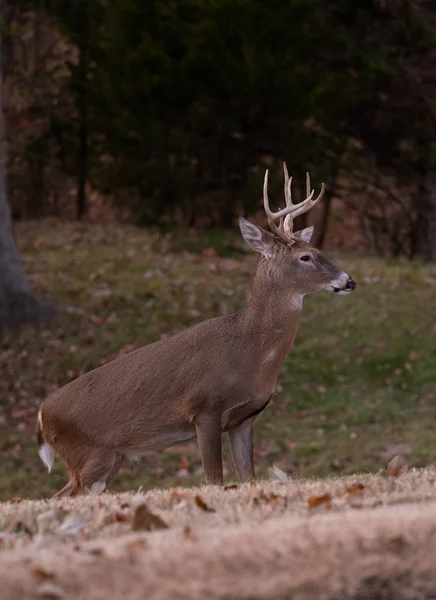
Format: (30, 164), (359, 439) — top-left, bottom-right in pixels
(132, 503), (168, 531)
(6, 359), (23, 367)
(408, 351), (421, 363)
(208, 262), (220, 273)
(98, 508), (129, 527)
(37, 509), (67, 533)
(6, 518), (33, 535)
(125, 537), (146, 550)
(11, 409), (31, 419)
(10, 497), (23, 504)
(115, 510), (129, 522)
(57, 515), (88, 535)
(345, 483), (365, 495)
(266, 493), (286, 508)
(118, 344), (136, 356)
(201, 247), (217, 258)
(387, 455), (408, 477)
(307, 493), (332, 509)
(253, 491), (286, 508)
(88, 546), (104, 556)
(32, 566), (55, 580)
(268, 465), (289, 483)
(194, 495), (215, 512)
(183, 525), (197, 541)
(170, 489), (187, 504)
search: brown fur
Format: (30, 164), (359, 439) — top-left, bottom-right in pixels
(37, 213), (354, 496)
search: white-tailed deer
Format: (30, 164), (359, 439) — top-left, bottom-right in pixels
(37, 164), (355, 497)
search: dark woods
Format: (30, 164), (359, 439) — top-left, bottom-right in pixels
(3, 0), (436, 259)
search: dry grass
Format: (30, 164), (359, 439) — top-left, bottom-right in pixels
(2, 468), (436, 599)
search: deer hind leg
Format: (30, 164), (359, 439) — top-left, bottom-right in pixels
(79, 448), (121, 495)
(51, 462), (81, 499)
(53, 478), (80, 499)
(51, 447), (119, 497)
(105, 452), (125, 488)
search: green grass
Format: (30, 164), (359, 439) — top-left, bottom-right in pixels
(1, 219), (436, 500)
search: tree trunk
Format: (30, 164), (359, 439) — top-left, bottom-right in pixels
(1, 0), (15, 80)
(76, 10), (89, 220)
(293, 212), (308, 233)
(76, 114), (88, 220)
(411, 166), (436, 261)
(313, 189), (333, 250)
(0, 8), (55, 327)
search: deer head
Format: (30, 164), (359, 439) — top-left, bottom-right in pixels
(239, 163), (356, 298)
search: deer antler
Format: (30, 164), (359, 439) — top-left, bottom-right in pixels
(263, 162), (325, 243)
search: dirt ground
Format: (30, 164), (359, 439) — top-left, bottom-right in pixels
(1, 468), (436, 599)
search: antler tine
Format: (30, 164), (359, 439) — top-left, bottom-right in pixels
(263, 169), (301, 222)
(306, 171), (325, 205)
(283, 162), (289, 187)
(283, 185), (315, 236)
(283, 162), (292, 207)
(283, 168), (296, 237)
(313, 180), (325, 205)
(283, 172), (326, 236)
(264, 169), (296, 242)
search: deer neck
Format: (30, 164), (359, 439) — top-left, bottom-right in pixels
(242, 261), (303, 356)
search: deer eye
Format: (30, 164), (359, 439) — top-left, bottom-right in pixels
(299, 255), (311, 262)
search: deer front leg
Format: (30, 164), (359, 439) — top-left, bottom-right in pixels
(195, 413), (223, 485)
(228, 416), (255, 482)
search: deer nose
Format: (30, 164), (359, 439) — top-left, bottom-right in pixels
(345, 277), (356, 291)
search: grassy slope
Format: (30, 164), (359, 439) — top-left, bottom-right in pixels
(2, 470), (436, 600)
(1, 220), (436, 500)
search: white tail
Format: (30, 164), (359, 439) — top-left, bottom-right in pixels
(37, 410), (54, 472)
(37, 163), (356, 498)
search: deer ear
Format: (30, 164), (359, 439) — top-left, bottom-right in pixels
(293, 225), (314, 244)
(239, 218), (275, 257)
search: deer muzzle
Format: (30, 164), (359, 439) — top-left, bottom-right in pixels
(332, 275), (356, 295)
